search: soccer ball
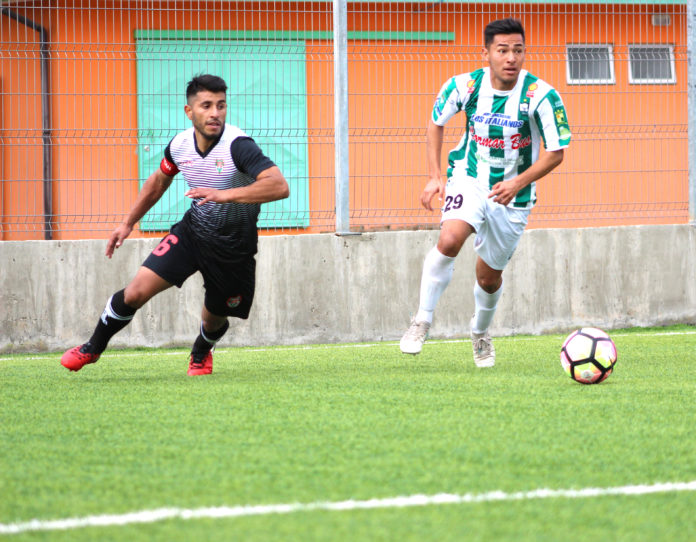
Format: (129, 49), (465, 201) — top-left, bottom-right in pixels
(560, 328), (617, 384)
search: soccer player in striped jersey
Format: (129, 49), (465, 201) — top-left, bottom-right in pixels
(61, 74), (289, 375)
(400, 18), (571, 366)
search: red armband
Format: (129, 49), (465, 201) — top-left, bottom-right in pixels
(160, 157), (179, 176)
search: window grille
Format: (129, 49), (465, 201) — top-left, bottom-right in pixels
(628, 44), (676, 84)
(566, 44), (615, 85)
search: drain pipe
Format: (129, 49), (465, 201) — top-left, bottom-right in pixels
(2, 8), (52, 239)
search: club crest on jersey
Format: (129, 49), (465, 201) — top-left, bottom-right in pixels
(526, 83), (538, 98)
(554, 108), (567, 125)
(226, 295), (242, 308)
(215, 159), (224, 173)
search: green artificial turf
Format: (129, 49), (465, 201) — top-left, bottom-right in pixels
(1, 326), (695, 541)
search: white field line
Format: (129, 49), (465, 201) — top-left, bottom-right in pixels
(1, 480), (695, 535)
(2, 329), (696, 363)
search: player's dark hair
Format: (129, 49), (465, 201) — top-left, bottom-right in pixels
(186, 74), (227, 101)
(484, 18), (525, 48)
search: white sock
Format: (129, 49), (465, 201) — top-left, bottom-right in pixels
(472, 280), (503, 334)
(415, 247), (455, 324)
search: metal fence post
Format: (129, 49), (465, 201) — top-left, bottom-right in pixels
(333, 0), (351, 234)
(689, 0), (696, 225)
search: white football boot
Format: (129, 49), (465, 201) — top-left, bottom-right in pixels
(400, 319), (431, 355)
(470, 317), (495, 367)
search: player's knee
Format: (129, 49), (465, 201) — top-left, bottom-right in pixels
(477, 275), (502, 294)
(437, 231), (464, 257)
(202, 315), (228, 334)
(122, 286), (150, 309)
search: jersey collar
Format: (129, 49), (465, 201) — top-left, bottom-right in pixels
(193, 124), (225, 158)
(484, 67), (529, 96)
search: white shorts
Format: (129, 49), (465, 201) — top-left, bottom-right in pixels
(441, 174), (529, 270)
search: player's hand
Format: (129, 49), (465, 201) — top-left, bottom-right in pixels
(105, 223), (133, 258)
(185, 187), (225, 205)
(488, 179), (521, 207)
(421, 178), (445, 211)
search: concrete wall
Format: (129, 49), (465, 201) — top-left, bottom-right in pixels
(1, 224), (695, 353)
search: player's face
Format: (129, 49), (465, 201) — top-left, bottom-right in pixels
(185, 90), (227, 140)
(483, 33), (525, 91)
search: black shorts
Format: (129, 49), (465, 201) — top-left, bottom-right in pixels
(142, 219), (256, 319)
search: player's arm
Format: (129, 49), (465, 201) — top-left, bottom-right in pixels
(186, 165), (288, 205)
(490, 89), (570, 207)
(421, 77), (463, 211)
(237, 165), (289, 203)
(185, 137), (289, 205)
(422, 119), (446, 211)
(488, 149), (564, 207)
(106, 167), (174, 258)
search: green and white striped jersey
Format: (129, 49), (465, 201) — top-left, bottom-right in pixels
(432, 67), (571, 208)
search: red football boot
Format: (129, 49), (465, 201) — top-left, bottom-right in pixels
(187, 351), (213, 376)
(61, 344), (100, 372)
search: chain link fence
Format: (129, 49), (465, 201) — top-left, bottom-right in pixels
(0, 1), (690, 240)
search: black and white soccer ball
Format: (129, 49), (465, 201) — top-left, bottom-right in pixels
(560, 327), (617, 384)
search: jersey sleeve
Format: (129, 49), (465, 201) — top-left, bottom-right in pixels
(230, 137), (277, 179)
(533, 89), (571, 151)
(431, 76), (465, 126)
(160, 142), (179, 176)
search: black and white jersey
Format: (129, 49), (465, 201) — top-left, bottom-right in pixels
(161, 124), (275, 257)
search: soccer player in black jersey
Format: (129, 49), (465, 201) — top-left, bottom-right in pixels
(61, 74), (289, 375)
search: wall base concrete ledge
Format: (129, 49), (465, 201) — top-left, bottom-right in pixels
(1, 224), (695, 353)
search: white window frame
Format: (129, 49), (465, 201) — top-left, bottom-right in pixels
(566, 44), (615, 85)
(628, 44), (676, 84)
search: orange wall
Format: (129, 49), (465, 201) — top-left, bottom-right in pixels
(524, 7), (688, 228)
(0, 2), (688, 240)
(0, 18), (45, 239)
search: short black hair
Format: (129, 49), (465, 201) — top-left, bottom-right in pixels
(484, 18), (525, 48)
(186, 74), (227, 101)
